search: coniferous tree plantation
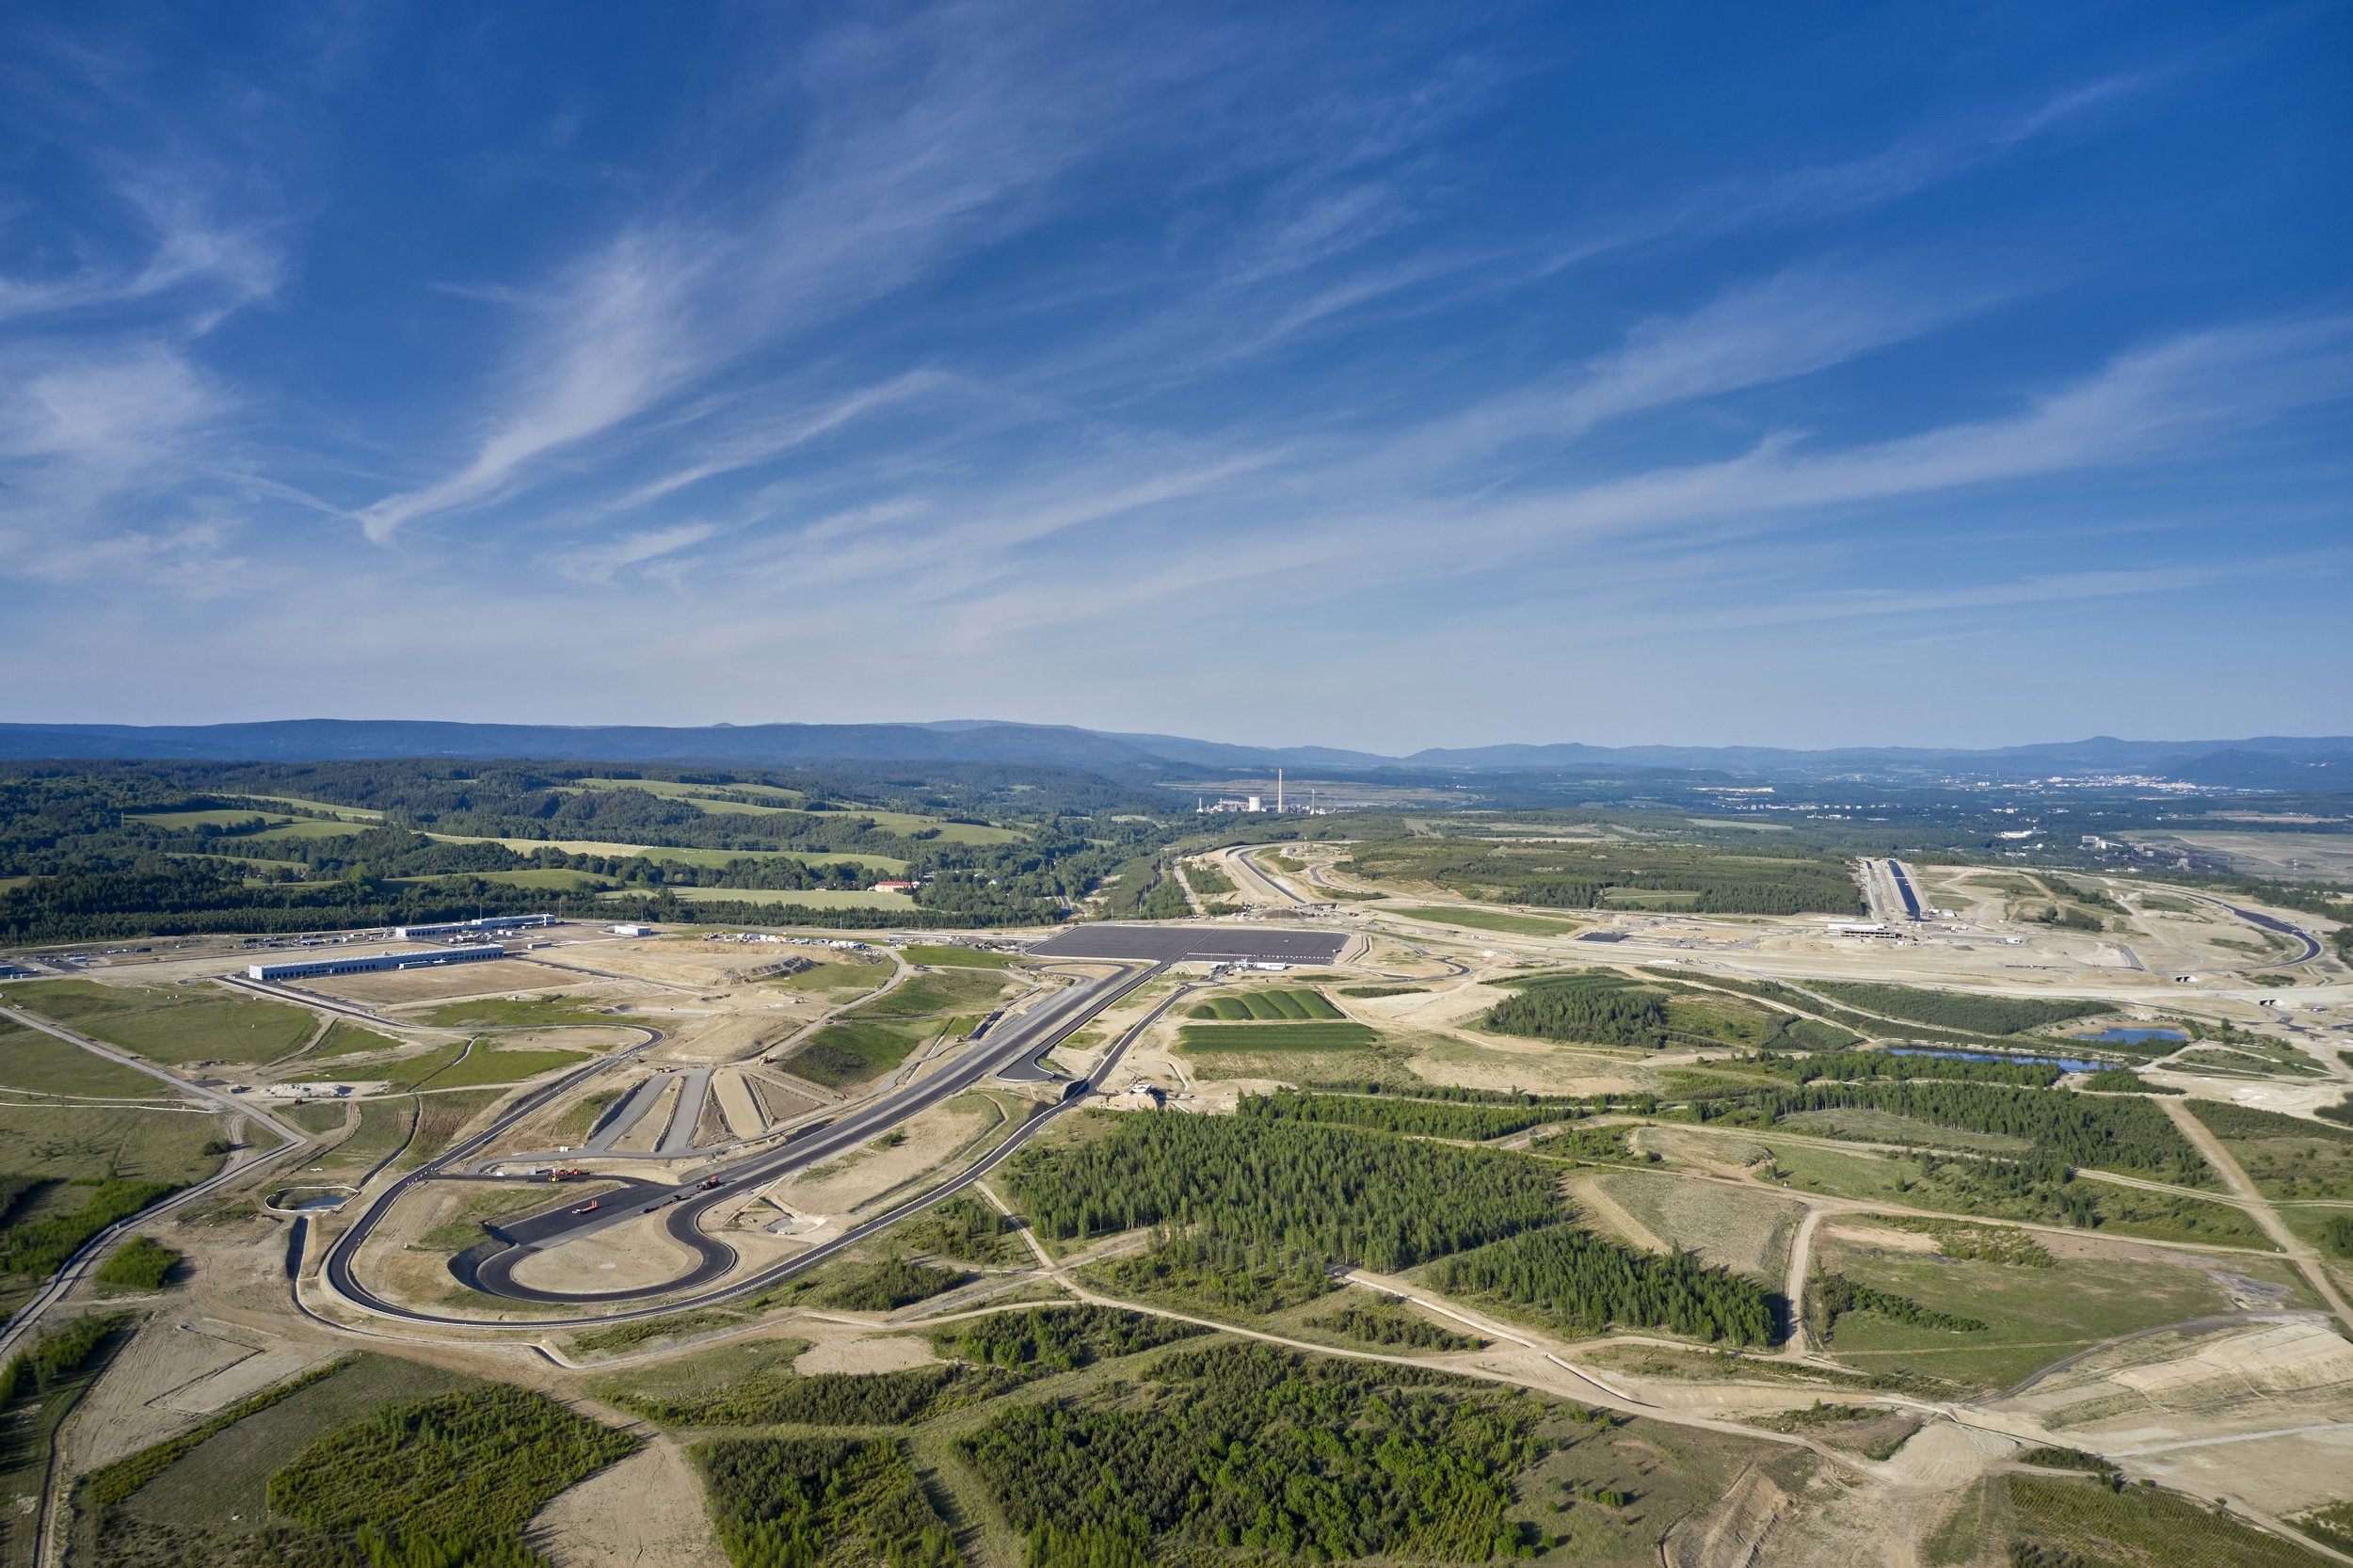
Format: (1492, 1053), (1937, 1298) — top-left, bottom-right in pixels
(1689, 1079), (2214, 1185)
(697, 1436), (960, 1568)
(1005, 1111), (1565, 1272)
(960, 1344), (1554, 1565)
(1435, 1224), (1776, 1345)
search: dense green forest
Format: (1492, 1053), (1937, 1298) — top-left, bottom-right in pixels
(1005, 1111), (1565, 1273)
(1435, 1224), (1776, 1344)
(1238, 1088), (1591, 1141)
(698, 1436), (960, 1568)
(609, 1358), (1025, 1429)
(933, 1304), (1209, 1371)
(961, 1343), (1554, 1564)
(1689, 1079), (2213, 1185)
(1482, 971), (1671, 1048)
(267, 1385), (637, 1548)
(1309, 1297), (1486, 1352)
(0, 761), (1179, 941)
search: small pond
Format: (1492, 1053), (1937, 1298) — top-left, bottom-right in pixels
(2073, 1027), (2188, 1045)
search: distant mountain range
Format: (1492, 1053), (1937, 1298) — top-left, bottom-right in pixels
(1, 719), (2347, 789)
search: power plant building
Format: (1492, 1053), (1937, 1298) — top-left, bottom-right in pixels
(248, 943), (505, 983)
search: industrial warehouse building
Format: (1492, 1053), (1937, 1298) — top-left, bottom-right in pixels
(392, 914), (560, 939)
(247, 943), (506, 983)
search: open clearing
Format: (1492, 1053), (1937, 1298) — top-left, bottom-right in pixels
(1389, 905), (1586, 936)
(0, 1102), (227, 1182)
(0, 1018), (166, 1096)
(4, 978), (315, 1064)
(1582, 1169), (1808, 1281)
(623, 886), (918, 908)
(1815, 1228), (2261, 1390)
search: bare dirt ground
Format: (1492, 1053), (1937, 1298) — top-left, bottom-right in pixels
(747, 1071), (824, 1121)
(1587, 1170), (1809, 1281)
(793, 1334), (941, 1374)
(763, 1096), (1000, 1219)
(1405, 1039), (1660, 1096)
(1985, 1316), (2353, 1515)
(612, 1076), (683, 1153)
(57, 1315), (329, 1475)
(527, 1435), (722, 1568)
(712, 1067), (763, 1138)
(311, 959), (603, 1004)
(505, 1211), (699, 1294)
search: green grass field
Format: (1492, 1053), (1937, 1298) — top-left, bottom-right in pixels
(784, 1020), (934, 1087)
(421, 1044), (590, 1089)
(239, 819), (375, 842)
(1189, 989), (1342, 1021)
(410, 995), (611, 1029)
(1817, 1239), (2241, 1391)
(1777, 1107), (2038, 1157)
(1749, 1137), (2266, 1248)
(302, 1021), (403, 1059)
(128, 808), (284, 830)
(4, 979), (316, 1065)
(896, 944), (1018, 968)
(0, 1020), (161, 1097)
(848, 968), (1015, 1018)
(1177, 1021), (1380, 1051)
(228, 794), (383, 821)
(0, 1104), (227, 1184)
(306, 1100), (415, 1179)
(1391, 905), (1585, 936)
(401, 1090), (509, 1168)
(632, 886), (918, 908)
(394, 867), (621, 891)
(636, 844), (909, 873)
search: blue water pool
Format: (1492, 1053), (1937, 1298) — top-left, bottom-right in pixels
(2074, 1027), (2188, 1045)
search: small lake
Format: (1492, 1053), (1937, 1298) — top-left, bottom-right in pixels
(1887, 1047), (2110, 1073)
(2074, 1027), (2188, 1045)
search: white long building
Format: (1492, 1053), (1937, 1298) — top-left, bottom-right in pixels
(392, 914), (560, 939)
(248, 943), (505, 983)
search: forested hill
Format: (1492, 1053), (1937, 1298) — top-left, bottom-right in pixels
(3, 720), (2346, 789)
(0, 760), (1174, 943)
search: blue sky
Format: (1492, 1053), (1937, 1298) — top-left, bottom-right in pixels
(2, 2), (2346, 752)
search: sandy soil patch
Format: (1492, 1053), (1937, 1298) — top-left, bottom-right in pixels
(713, 1068), (764, 1138)
(748, 1071), (824, 1122)
(2120, 1424), (2353, 1519)
(1822, 1222), (1942, 1254)
(793, 1334), (942, 1375)
(1996, 1316), (2353, 1449)
(1587, 1171), (1810, 1281)
(1632, 1126), (1774, 1176)
(764, 1096), (1001, 1218)
(613, 1076), (682, 1153)
(529, 1436), (722, 1568)
(58, 1316), (328, 1475)
(506, 1211), (699, 1294)
(1406, 1039), (1658, 1096)
(310, 960), (596, 1004)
